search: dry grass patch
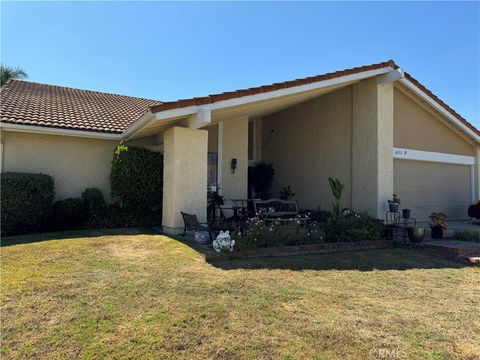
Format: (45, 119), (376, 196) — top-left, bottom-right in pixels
(1, 229), (479, 359)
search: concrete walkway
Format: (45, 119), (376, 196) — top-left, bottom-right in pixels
(411, 239), (480, 264)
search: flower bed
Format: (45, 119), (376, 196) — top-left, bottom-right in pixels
(204, 239), (393, 261)
(231, 210), (384, 251)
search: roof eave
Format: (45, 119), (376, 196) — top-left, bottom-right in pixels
(149, 66), (394, 122)
(0, 122), (123, 140)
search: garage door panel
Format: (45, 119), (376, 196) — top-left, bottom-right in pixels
(393, 159), (471, 221)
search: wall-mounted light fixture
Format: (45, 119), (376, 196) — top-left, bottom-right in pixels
(231, 158), (237, 173)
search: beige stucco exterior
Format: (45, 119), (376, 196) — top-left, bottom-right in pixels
(1, 131), (118, 200)
(162, 127), (208, 233)
(220, 116), (249, 200)
(2, 72), (478, 229)
(393, 87), (477, 219)
(261, 86), (353, 210)
(394, 87), (474, 156)
(352, 79), (394, 217)
(126, 135), (163, 152)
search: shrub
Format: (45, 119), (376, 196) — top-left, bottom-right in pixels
(233, 216), (324, 250)
(53, 198), (87, 231)
(454, 229), (480, 243)
(110, 145), (163, 208)
(82, 187), (107, 223)
(301, 208), (332, 223)
(1, 172), (55, 235)
(322, 210), (383, 242)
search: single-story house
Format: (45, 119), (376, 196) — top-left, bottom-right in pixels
(1, 60), (479, 233)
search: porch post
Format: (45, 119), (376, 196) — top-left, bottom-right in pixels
(352, 78), (394, 218)
(162, 126), (208, 234)
(475, 145), (480, 201)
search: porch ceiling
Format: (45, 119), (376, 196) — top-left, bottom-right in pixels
(130, 81), (355, 138)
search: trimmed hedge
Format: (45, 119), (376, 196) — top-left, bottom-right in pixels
(53, 198), (87, 231)
(1, 172), (55, 236)
(110, 145), (163, 208)
(82, 188), (107, 220)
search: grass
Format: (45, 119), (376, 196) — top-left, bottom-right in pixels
(1, 229), (479, 359)
(454, 229), (480, 243)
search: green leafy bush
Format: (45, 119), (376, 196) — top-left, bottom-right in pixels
(110, 145), (163, 208)
(322, 210), (383, 242)
(454, 229), (480, 243)
(1, 172), (55, 235)
(233, 216), (324, 250)
(53, 198), (87, 231)
(81, 188), (107, 226)
(301, 208), (332, 223)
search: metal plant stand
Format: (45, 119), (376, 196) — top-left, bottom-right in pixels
(395, 216), (417, 243)
(385, 211), (400, 240)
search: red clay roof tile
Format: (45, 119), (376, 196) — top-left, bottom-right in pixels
(1, 60), (477, 138)
(0, 80), (161, 134)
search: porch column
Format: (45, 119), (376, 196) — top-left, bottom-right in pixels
(475, 145), (480, 201)
(162, 126), (208, 234)
(220, 116), (249, 200)
(352, 78), (394, 218)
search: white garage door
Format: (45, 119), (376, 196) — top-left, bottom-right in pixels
(393, 159), (472, 221)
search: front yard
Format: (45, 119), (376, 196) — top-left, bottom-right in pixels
(1, 229), (479, 359)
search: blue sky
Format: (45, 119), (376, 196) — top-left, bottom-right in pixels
(2, 1), (479, 125)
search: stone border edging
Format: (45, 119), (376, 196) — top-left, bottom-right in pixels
(204, 239), (393, 261)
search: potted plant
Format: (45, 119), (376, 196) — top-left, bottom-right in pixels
(407, 227), (425, 242)
(430, 212), (448, 239)
(388, 194), (401, 212)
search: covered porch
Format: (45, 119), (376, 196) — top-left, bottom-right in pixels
(125, 68), (400, 234)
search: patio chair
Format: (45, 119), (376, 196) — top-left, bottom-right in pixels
(180, 212), (213, 241)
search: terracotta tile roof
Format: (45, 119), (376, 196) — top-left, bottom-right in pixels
(150, 60), (397, 113)
(0, 80), (162, 134)
(149, 59), (479, 138)
(1, 60), (477, 138)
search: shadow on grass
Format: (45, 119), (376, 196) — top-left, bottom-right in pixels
(1, 227), (155, 247)
(207, 248), (469, 272)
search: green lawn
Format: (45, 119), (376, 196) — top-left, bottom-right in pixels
(1, 229), (479, 359)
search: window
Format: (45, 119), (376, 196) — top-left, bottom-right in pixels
(207, 152), (218, 191)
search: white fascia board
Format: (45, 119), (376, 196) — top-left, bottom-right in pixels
(0, 123), (122, 140)
(122, 111), (155, 139)
(393, 147), (475, 165)
(153, 67), (393, 121)
(399, 78), (480, 143)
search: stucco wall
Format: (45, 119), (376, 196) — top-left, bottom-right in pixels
(127, 135), (163, 152)
(394, 88), (474, 156)
(162, 127), (208, 233)
(352, 79), (394, 217)
(261, 86), (353, 210)
(1, 131), (118, 200)
(221, 116), (249, 200)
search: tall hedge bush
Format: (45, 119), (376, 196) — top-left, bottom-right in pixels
(1, 172), (55, 235)
(110, 145), (163, 208)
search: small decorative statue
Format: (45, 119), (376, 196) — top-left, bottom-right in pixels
(213, 231), (235, 253)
